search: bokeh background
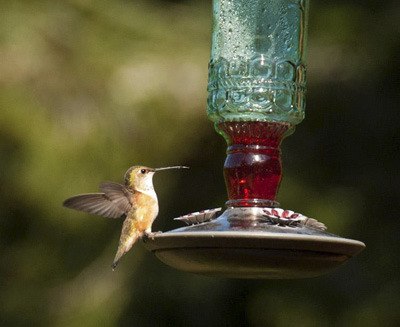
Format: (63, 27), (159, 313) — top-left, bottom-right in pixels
(1, 0), (399, 326)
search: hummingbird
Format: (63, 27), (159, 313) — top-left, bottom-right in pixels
(63, 165), (189, 270)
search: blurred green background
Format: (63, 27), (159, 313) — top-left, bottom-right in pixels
(1, 0), (399, 326)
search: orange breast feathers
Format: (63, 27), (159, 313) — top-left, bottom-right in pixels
(130, 192), (159, 232)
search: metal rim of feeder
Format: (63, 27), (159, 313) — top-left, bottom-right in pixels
(144, 0), (365, 279)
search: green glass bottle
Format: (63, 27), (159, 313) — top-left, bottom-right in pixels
(207, 0), (309, 207)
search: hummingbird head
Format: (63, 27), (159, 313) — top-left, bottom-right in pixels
(124, 166), (156, 192)
(124, 165), (189, 192)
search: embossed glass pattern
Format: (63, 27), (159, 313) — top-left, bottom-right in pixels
(207, 0), (309, 125)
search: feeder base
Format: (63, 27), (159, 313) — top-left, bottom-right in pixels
(144, 207), (365, 279)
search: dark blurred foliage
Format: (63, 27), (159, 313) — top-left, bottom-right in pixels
(0, 0), (399, 326)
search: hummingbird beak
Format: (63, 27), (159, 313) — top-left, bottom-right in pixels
(154, 166), (189, 172)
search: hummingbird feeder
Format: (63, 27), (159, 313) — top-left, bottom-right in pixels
(145, 0), (365, 278)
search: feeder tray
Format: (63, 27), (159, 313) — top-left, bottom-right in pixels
(145, 207), (365, 278)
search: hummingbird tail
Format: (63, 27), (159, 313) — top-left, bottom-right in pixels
(111, 229), (141, 271)
(111, 248), (125, 271)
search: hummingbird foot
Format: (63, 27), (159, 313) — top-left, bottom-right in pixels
(143, 231), (163, 242)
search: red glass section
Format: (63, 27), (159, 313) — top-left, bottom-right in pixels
(217, 121), (291, 207)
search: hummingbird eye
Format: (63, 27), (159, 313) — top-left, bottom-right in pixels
(140, 169), (146, 174)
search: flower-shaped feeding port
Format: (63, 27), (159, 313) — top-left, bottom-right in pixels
(144, 0), (365, 278)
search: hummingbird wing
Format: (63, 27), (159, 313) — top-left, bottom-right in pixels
(63, 183), (132, 219)
(99, 182), (133, 213)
